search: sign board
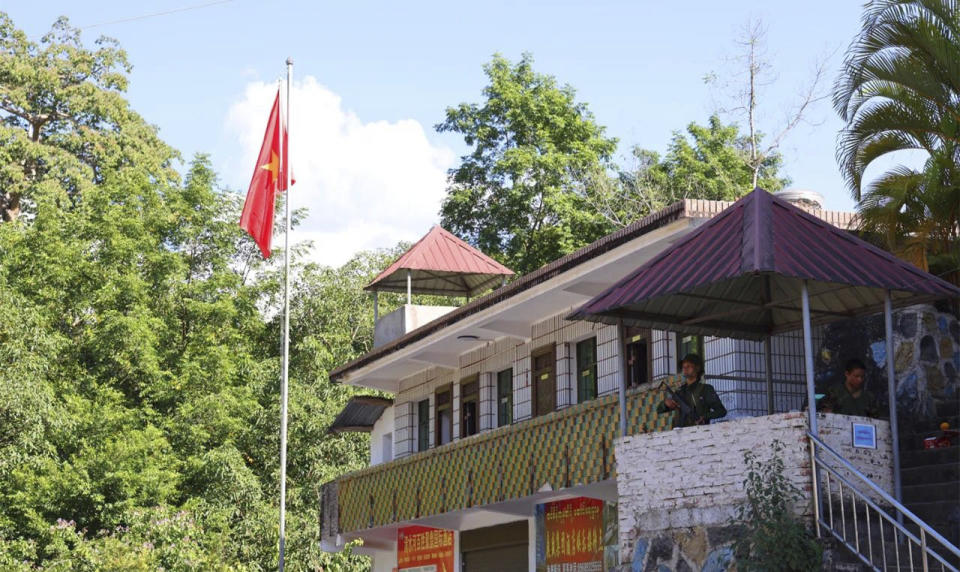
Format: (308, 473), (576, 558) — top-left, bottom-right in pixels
(397, 525), (454, 572)
(537, 497), (605, 571)
(852, 422), (877, 449)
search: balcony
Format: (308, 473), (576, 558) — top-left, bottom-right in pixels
(323, 384), (673, 536)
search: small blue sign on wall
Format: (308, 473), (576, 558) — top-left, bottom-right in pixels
(852, 423), (877, 449)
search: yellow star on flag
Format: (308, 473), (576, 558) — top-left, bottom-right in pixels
(260, 150), (279, 182)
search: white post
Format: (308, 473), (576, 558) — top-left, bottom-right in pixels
(373, 290), (379, 323)
(884, 291), (903, 506)
(617, 318), (628, 437)
(802, 281), (817, 436)
(764, 336), (774, 415)
(406, 269), (412, 305)
(278, 57), (293, 572)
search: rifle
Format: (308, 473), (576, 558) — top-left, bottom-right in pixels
(660, 381), (698, 426)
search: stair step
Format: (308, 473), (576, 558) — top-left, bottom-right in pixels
(901, 463), (959, 485)
(902, 501), (960, 546)
(902, 482), (960, 503)
(900, 445), (959, 466)
(898, 430), (959, 452)
(936, 400), (960, 420)
(821, 514), (960, 571)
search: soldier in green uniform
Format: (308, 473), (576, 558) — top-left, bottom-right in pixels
(657, 353), (727, 427)
(821, 358), (880, 418)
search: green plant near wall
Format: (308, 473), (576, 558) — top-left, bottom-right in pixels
(731, 440), (822, 571)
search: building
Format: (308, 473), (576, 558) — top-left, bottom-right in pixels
(321, 191), (960, 571)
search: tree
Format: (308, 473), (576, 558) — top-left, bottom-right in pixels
(834, 0), (960, 284)
(0, 14), (377, 568)
(437, 53), (618, 275)
(586, 116), (788, 228)
(706, 18), (830, 189)
(0, 13), (176, 222)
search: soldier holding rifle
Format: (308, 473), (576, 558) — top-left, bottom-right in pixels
(657, 353), (727, 427)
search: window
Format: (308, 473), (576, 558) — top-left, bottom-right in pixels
(417, 399), (430, 452)
(497, 368), (513, 427)
(460, 376), (479, 438)
(532, 345), (556, 417)
(576, 337), (598, 402)
(677, 334), (704, 364)
(624, 326), (651, 388)
(435, 385), (453, 446)
(381, 432), (393, 463)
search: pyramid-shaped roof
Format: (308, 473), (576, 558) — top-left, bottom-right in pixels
(365, 226), (514, 297)
(571, 189), (959, 339)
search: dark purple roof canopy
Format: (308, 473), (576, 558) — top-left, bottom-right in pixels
(569, 189), (959, 340)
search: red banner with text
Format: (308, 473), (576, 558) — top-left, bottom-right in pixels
(543, 497), (603, 571)
(397, 525), (454, 572)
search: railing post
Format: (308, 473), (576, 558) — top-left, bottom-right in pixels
(808, 436), (822, 539)
(920, 528), (929, 572)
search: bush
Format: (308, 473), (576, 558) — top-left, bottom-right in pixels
(731, 440), (822, 571)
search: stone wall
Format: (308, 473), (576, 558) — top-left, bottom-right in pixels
(615, 413), (893, 569)
(816, 304), (959, 425)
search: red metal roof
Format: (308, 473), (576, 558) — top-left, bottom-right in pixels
(571, 189), (959, 339)
(365, 226), (514, 297)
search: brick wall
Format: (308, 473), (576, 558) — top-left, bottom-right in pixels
(818, 413), (894, 504)
(615, 412), (893, 563)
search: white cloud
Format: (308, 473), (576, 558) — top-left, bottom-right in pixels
(224, 77), (454, 267)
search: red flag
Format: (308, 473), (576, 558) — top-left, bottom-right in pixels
(240, 89), (291, 258)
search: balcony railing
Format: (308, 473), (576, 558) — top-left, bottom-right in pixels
(330, 384), (673, 534)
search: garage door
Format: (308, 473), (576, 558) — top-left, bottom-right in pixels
(460, 520), (528, 572)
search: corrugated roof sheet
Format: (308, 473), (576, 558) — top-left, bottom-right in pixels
(365, 226), (514, 297)
(570, 189), (960, 339)
(327, 396), (394, 434)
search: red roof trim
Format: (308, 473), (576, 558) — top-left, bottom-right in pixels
(365, 226), (514, 291)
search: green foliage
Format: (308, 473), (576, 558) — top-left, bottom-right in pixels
(0, 13), (178, 222)
(0, 14), (382, 568)
(587, 116), (788, 227)
(437, 53), (618, 274)
(835, 0), (960, 284)
(732, 440), (822, 571)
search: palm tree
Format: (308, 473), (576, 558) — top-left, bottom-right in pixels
(834, 0), (960, 284)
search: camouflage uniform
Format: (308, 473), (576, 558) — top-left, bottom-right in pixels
(822, 383), (880, 418)
(657, 377), (727, 427)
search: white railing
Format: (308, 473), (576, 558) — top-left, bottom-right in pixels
(809, 433), (959, 571)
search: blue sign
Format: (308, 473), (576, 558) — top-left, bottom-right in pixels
(852, 423), (877, 449)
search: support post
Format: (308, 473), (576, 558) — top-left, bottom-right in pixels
(617, 318), (628, 438)
(406, 269), (412, 305)
(373, 290), (379, 323)
(764, 336), (774, 415)
(884, 291), (903, 506)
(801, 281), (817, 436)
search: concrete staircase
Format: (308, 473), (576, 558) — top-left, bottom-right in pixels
(816, 399), (959, 571)
(819, 498), (959, 571)
(901, 399), (960, 549)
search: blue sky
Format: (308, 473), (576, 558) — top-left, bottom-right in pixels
(5, 0), (868, 265)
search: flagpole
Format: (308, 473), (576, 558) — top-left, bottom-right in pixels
(279, 58), (293, 572)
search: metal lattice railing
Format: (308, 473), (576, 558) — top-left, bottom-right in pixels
(809, 433), (960, 571)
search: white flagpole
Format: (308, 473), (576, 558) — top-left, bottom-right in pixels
(279, 58), (293, 572)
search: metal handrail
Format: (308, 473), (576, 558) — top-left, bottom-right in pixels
(808, 432), (960, 571)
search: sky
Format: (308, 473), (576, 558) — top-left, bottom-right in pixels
(4, 0), (870, 266)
